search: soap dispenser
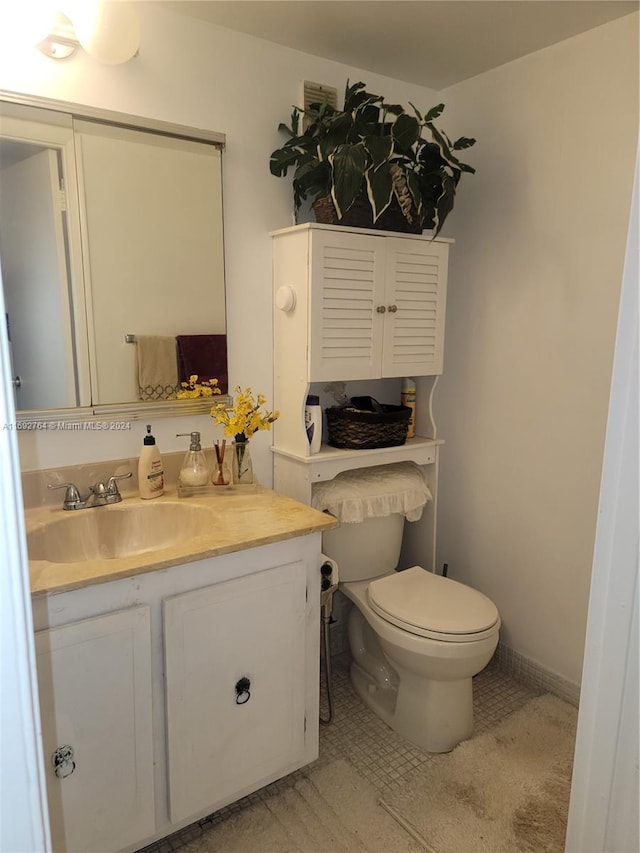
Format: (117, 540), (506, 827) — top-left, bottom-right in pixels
(177, 431), (211, 487)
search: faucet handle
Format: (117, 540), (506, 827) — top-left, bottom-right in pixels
(90, 471), (133, 505)
(47, 482), (85, 510)
(106, 471), (133, 495)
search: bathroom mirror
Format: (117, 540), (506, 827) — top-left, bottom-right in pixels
(0, 92), (229, 421)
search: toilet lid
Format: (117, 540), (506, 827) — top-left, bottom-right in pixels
(368, 566), (499, 639)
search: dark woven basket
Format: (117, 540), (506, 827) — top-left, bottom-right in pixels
(326, 398), (412, 450)
(312, 194), (423, 235)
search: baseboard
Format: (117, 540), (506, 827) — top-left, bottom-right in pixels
(495, 643), (581, 707)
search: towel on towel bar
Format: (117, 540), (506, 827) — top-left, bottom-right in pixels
(176, 334), (228, 393)
(136, 335), (179, 401)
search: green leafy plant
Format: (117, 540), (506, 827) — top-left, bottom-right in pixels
(270, 80), (476, 236)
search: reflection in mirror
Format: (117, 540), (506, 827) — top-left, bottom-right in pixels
(0, 95), (228, 418)
(1, 139), (74, 409)
(0, 107), (87, 410)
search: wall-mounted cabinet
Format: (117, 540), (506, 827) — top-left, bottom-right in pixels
(274, 223), (449, 384)
(271, 224), (452, 572)
(272, 223), (450, 466)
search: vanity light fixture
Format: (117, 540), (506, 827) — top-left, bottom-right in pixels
(37, 11), (79, 60)
(37, 1), (140, 64)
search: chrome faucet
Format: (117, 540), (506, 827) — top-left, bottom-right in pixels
(48, 472), (132, 510)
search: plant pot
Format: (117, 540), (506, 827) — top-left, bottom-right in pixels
(312, 194), (424, 235)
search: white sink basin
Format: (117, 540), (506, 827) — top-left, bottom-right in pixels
(28, 502), (217, 563)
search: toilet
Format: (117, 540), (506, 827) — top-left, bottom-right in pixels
(313, 464), (500, 754)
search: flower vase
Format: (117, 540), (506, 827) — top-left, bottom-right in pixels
(232, 436), (254, 485)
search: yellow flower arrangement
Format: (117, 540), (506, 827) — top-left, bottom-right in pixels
(211, 386), (279, 440)
(176, 375), (222, 399)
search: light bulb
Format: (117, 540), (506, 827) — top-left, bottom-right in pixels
(62, 0), (140, 64)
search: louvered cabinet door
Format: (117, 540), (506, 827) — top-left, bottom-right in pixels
(308, 229), (386, 381)
(381, 238), (449, 377)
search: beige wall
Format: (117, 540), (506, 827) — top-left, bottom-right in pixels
(434, 13), (638, 686)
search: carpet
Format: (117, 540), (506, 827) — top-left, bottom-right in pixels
(181, 759), (422, 852)
(380, 693), (578, 853)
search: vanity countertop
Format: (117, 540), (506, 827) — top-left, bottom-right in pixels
(27, 485), (338, 597)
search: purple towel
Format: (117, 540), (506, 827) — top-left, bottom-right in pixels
(176, 335), (228, 393)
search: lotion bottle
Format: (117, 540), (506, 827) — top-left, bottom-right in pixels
(305, 394), (322, 454)
(138, 424), (164, 499)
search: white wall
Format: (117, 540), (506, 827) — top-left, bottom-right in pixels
(434, 14), (638, 686)
(0, 4), (438, 482)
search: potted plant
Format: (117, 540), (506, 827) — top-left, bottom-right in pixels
(270, 80), (476, 236)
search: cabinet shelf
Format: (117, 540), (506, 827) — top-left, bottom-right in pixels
(272, 435), (442, 486)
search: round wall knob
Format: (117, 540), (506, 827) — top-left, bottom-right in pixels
(276, 286), (296, 312)
(52, 745), (75, 779)
(235, 676), (251, 704)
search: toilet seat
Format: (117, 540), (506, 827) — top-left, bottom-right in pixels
(367, 566), (500, 642)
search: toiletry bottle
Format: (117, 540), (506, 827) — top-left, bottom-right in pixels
(401, 378), (416, 439)
(176, 431), (210, 487)
(305, 394), (322, 454)
(138, 424), (164, 499)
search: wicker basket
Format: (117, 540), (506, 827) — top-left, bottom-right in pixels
(312, 194), (423, 235)
(326, 397), (412, 450)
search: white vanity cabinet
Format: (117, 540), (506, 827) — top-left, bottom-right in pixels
(34, 606), (155, 853)
(31, 533), (322, 852)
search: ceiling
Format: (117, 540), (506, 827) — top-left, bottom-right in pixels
(163, 1), (638, 89)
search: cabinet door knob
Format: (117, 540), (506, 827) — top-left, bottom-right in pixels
(235, 676), (251, 705)
(388, 304), (398, 313)
(52, 745), (76, 779)
(376, 305), (386, 314)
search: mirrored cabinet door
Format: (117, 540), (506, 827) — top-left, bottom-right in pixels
(74, 119), (226, 405)
(0, 97), (227, 417)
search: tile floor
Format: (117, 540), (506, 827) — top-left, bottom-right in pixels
(139, 653), (542, 853)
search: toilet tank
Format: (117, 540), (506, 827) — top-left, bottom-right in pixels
(322, 513), (406, 582)
(312, 463), (431, 582)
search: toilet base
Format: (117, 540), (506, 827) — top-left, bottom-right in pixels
(350, 658), (474, 753)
